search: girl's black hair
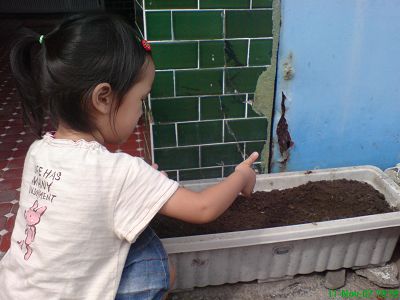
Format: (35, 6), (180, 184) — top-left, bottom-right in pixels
(10, 13), (150, 137)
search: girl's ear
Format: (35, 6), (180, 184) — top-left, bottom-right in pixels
(91, 83), (114, 115)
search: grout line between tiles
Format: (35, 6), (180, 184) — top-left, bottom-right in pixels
(157, 64), (269, 72)
(143, 6), (147, 39)
(149, 37), (273, 43)
(170, 11), (174, 40)
(153, 92), (256, 100)
(173, 70), (176, 97)
(163, 162), (262, 173)
(198, 145), (201, 168)
(198, 97), (201, 121)
(222, 119), (225, 142)
(150, 123), (155, 164)
(245, 94), (248, 118)
(175, 123), (178, 146)
(156, 116), (267, 125)
(222, 9), (226, 39)
(154, 139), (267, 150)
(136, 0), (143, 10)
(197, 41), (200, 69)
(146, 8), (272, 12)
(135, 21), (145, 38)
(246, 38), (251, 66)
(222, 69), (225, 94)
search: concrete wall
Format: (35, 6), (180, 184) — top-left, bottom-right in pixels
(271, 0), (400, 172)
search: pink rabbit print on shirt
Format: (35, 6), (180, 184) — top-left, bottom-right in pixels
(17, 200), (47, 260)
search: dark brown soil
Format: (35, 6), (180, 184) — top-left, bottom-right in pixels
(151, 179), (397, 238)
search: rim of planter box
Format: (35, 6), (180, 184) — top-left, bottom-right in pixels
(161, 165), (400, 253)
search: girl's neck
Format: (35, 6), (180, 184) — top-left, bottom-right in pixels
(54, 124), (104, 144)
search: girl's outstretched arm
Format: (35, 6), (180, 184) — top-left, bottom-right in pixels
(159, 152), (259, 224)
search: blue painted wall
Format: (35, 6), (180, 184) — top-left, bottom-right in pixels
(271, 0), (400, 172)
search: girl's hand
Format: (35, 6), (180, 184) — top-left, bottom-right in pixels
(235, 152), (259, 197)
(151, 163), (168, 177)
(159, 152), (260, 224)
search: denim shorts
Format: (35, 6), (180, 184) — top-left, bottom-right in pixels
(115, 227), (170, 300)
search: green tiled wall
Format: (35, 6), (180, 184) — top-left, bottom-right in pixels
(178, 121), (223, 146)
(225, 10), (273, 38)
(200, 0), (250, 9)
(137, 0), (274, 180)
(175, 69), (223, 96)
(225, 67), (265, 93)
(199, 41), (225, 68)
(151, 42), (198, 69)
(173, 11), (224, 40)
(145, 0), (197, 10)
(145, 12), (171, 40)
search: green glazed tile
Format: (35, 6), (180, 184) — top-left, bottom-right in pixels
(200, 0), (250, 9)
(224, 162), (261, 176)
(225, 10), (273, 38)
(252, 0), (273, 8)
(246, 93), (261, 117)
(224, 118), (268, 142)
(225, 67), (265, 94)
(155, 147), (199, 170)
(145, 0), (197, 9)
(146, 11), (171, 41)
(173, 11), (223, 40)
(152, 124), (176, 148)
(176, 69), (223, 96)
(180, 167), (222, 180)
(224, 40), (248, 67)
(201, 143), (244, 167)
(200, 96), (223, 120)
(200, 41), (225, 68)
(249, 39), (273, 66)
(223, 165), (236, 177)
(165, 170), (178, 181)
(224, 163), (262, 177)
(151, 42), (198, 70)
(200, 95), (246, 120)
(221, 95), (246, 118)
(151, 97), (199, 122)
(245, 141), (266, 161)
(178, 121), (223, 146)
(247, 104), (261, 117)
(151, 71), (174, 98)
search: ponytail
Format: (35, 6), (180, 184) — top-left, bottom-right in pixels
(10, 28), (45, 137)
(10, 14), (148, 138)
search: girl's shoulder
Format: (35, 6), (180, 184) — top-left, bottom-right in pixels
(30, 132), (148, 169)
(40, 132), (106, 151)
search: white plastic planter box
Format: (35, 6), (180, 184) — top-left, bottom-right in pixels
(161, 166), (400, 290)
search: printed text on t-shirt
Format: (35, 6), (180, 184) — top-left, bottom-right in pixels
(28, 165), (62, 203)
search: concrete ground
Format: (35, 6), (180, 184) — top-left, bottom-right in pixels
(169, 270), (394, 300)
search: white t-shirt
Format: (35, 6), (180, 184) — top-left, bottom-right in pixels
(0, 132), (179, 300)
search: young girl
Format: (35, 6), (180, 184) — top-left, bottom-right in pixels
(0, 13), (259, 300)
